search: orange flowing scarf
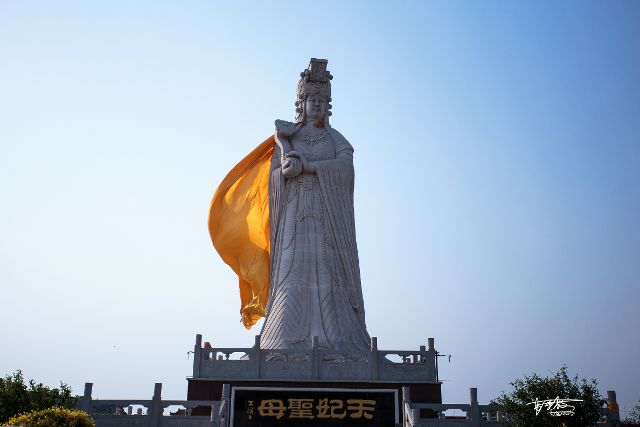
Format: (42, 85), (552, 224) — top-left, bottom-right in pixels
(208, 136), (275, 329)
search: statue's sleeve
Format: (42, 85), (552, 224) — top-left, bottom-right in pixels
(327, 127), (354, 160)
(314, 128), (355, 178)
(314, 128), (366, 318)
(270, 142), (282, 170)
(268, 143), (285, 289)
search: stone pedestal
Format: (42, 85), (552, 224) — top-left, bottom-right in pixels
(186, 334), (442, 424)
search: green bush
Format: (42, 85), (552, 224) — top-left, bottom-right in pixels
(5, 407), (94, 427)
(0, 371), (76, 423)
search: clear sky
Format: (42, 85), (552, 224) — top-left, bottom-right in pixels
(1, 0), (639, 418)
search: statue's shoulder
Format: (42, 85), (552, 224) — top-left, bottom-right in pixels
(328, 126), (353, 153)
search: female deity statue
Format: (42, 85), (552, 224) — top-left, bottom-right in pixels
(261, 59), (371, 352)
(208, 59), (370, 353)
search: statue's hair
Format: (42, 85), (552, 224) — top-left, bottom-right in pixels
(295, 62), (333, 124)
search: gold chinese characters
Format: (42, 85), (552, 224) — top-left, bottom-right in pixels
(255, 398), (376, 420)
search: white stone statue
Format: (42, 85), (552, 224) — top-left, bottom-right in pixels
(259, 59), (371, 353)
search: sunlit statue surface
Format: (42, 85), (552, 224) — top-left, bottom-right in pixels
(209, 59), (370, 352)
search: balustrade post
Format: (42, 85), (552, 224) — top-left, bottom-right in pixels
(607, 390), (620, 425)
(411, 408), (420, 426)
(219, 384), (231, 427)
(370, 337), (379, 380)
(427, 338), (436, 381)
(402, 386), (411, 427)
(80, 383), (93, 414)
(194, 334), (202, 378)
(311, 336), (320, 379)
(253, 335), (262, 378)
(209, 401), (217, 427)
(469, 387), (480, 427)
(145, 383), (162, 427)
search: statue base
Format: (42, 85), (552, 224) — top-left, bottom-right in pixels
(187, 334), (442, 425)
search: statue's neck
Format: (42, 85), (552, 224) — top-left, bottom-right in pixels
(303, 119), (326, 129)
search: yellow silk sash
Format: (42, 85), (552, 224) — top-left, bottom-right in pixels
(208, 136), (275, 329)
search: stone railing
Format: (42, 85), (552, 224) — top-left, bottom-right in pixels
(77, 383), (228, 427)
(401, 387), (622, 427)
(192, 334), (438, 382)
(76, 380), (622, 427)
(402, 387), (505, 427)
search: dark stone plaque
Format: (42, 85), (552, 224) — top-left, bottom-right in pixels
(231, 387), (398, 426)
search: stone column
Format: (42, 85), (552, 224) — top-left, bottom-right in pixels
(469, 387), (480, 427)
(79, 383), (93, 414)
(607, 390), (620, 426)
(311, 336), (320, 379)
(411, 408), (420, 425)
(145, 383), (162, 427)
(370, 337), (379, 379)
(402, 386), (411, 427)
(193, 334), (202, 377)
(427, 338), (436, 380)
(253, 335), (262, 378)
(219, 384), (231, 427)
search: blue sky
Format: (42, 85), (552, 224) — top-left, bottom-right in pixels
(1, 0), (639, 417)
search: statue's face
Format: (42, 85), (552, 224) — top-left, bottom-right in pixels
(304, 94), (327, 121)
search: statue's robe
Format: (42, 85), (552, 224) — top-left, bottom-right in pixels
(209, 126), (370, 351)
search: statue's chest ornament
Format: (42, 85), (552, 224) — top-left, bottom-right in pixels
(298, 130), (329, 146)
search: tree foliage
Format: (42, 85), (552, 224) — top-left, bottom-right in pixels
(0, 371), (77, 423)
(493, 365), (605, 427)
(5, 407), (94, 427)
(624, 399), (640, 426)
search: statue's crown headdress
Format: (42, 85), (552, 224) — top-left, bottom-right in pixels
(295, 58), (333, 122)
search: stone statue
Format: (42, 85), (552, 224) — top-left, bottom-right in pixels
(259, 59), (371, 352)
(208, 59), (370, 353)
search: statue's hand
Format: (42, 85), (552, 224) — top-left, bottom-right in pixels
(286, 151), (316, 174)
(281, 155), (302, 178)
